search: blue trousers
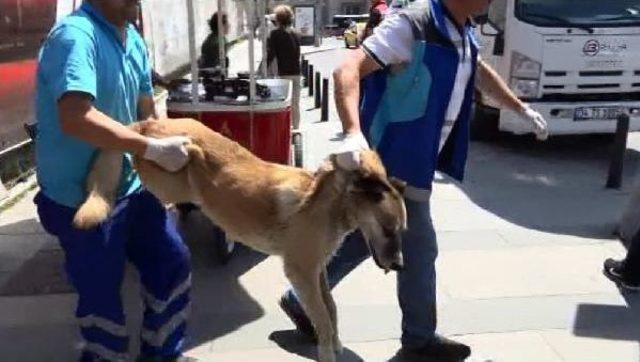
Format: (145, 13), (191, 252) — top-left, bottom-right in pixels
(35, 190), (192, 361)
(289, 197), (438, 348)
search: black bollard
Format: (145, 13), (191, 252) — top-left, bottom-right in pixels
(302, 60), (309, 87)
(606, 113), (630, 189)
(321, 78), (329, 122)
(315, 72), (321, 109)
(308, 65), (314, 97)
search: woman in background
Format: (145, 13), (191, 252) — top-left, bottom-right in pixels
(266, 5), (302, 130)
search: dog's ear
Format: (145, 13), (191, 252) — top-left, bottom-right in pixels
(352, 176), (391, 202)
(330, 152), (362, 172)
(389, 177), (406, 195)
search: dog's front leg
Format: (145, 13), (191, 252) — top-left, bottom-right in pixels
(320, 268), (342, 354)
(285, 262), (336, 362)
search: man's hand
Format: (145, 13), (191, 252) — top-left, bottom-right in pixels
(519, 105), (549, 141)
(143, 136), (192, 172)
(476, 61), (549, 141)
(335, 132), (370, 170)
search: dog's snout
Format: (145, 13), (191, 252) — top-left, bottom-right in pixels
(390, 260), (404, 271)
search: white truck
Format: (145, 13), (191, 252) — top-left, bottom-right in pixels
(475, 0), (640, 138)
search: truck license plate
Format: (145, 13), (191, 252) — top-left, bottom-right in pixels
(574, 107), (625, 121)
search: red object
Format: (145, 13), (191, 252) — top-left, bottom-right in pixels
(371, 0), (388, 14)
(168, 106), (292, 165)
(0, 60), (37, 101)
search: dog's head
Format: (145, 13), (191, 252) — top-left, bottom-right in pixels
(331, 150), (407, 273)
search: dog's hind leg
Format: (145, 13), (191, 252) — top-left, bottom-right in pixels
(73, 150), (122, 229)
(284, 261), (335, 362)
(320, 268), (342, 354)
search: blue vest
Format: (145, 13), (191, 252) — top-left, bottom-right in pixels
(360, 0), (478, 190)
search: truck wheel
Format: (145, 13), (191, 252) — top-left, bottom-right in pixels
(293, 132), (303, 168)
(470, 103), (500, 142)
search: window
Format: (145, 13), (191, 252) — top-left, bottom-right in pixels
(516, 0), (640, 28)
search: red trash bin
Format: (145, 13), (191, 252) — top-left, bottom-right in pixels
(167, 78), (293, 165)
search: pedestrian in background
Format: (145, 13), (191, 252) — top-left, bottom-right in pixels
(200, 12), (230, 69)
(266, 5), (302, 130)
(370, 0), (389, 14)
(361, 8), (384, 42)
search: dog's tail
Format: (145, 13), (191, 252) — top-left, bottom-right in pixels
(72, 150), (123, 229)
(72, 124), (146, 229)
(73, 124), (203, 230)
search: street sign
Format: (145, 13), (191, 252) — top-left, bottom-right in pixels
(294, 6), (316, 46)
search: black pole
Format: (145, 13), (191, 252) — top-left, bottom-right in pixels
(308, 65), (314, 97)
(606, 113), (630, 189)
(321, 78), (329, 122)
(302, 60), (309, 87)
(314, 72), (321, 108)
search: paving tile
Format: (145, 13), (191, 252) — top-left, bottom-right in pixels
(0, 190), (39, 228)
(437, 230), (509, 251)
(498, 228), (617, 248)
(455, 331), (562, 362)
(540, 329), (640, 362)
(0, 234), (51, 272)
(438, 294), (630, 336)
(438, 244), (621, 300)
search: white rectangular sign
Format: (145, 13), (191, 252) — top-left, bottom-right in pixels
(294, 6), (315, 37)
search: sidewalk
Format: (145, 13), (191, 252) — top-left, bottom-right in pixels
(1, 44), (639, 361)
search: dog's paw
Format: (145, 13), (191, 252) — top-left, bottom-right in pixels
(333, 338), (344, 354)
(318, 345), (336, 362)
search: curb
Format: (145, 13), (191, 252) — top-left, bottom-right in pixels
(302, 45), (339, 56)
(0, 174), (37, 214)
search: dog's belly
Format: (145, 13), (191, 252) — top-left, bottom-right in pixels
(240, 235), (283, 255)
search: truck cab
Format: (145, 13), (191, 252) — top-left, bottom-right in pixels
(476, 0), (640, 137)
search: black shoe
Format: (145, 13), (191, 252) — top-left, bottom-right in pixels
(400, 335), (472, 361)
(603, 258), (640, 292)
(278, 292), (316, 341)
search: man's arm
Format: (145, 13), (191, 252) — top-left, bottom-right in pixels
(58, 92), (149, 154)
(331, 13), (415, 169)
(476, 59), (548, 140)
(333, 13), (414, 135)
(59, 92), (191, 171)
(475, 59), (526, 113)
(138, 95), (158, 121)
(333, 49), (381, 135)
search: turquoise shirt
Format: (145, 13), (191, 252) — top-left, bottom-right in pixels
(35, 2), (153, 208)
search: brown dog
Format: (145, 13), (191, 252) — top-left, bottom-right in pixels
(73, 118), (407, 362)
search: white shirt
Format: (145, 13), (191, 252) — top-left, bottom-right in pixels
(362, 13), (474, 152)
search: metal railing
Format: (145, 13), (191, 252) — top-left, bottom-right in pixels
(0, 124), (36, 191)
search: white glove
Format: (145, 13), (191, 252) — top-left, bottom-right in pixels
(143, 136), (191, 172)
(334, 132), (370, 171)
(520, 105), (549, 141)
